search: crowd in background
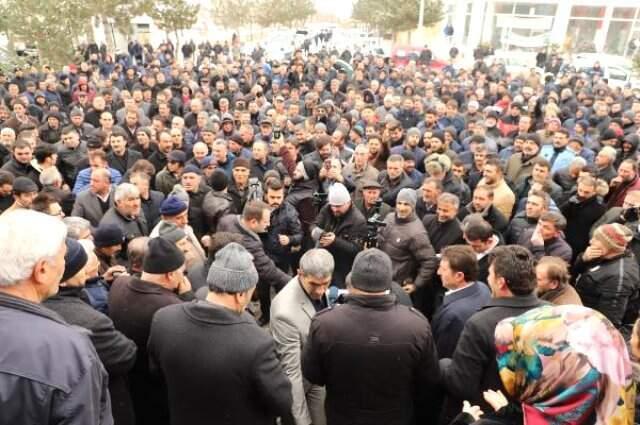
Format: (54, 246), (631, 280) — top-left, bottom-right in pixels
(0, 38), (639, 425)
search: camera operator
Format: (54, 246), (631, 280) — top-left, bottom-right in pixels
(311, 183), (367, 288)
(378, 188), (437, 297)
(354, 179), (393, 221)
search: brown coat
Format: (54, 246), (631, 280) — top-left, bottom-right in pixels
(540, 284), (582, 306)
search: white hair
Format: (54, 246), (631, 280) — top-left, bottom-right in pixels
(77, 238), (95, 255)
(299, 248), (335, 278)
(114, 183), (140, 203)
(0, 210), (67, 287)
(63, 216), (91, 239)
(39, 167), (63, 186)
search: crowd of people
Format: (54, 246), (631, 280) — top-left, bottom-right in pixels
(0, 38), (639, 425)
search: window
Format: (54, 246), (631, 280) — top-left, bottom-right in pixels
(613, 7), (637, 20)
(495, 3), (515, 14)
(605, 21), (633, 55)
(571, 6), (605, 19)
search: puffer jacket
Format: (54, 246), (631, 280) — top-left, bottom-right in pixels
(202, 190), (234, 233)
(574, 250), (640, 329)
(264, 202), (303, 263)
(378, 213), (437, 288)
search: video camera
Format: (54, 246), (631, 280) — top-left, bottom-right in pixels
(364, 199), (386, 248)
(312, 191), (328, 207)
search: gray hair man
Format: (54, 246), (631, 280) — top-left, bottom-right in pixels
(0, 210), (112, 423)
(271, 249), (335, 425)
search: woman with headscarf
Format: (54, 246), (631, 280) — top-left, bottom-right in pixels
(451, 304), (635, 424)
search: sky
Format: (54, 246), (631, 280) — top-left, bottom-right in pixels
(313, 0), (353, 20)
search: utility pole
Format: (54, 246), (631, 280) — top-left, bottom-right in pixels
(418, 0), (425, 28)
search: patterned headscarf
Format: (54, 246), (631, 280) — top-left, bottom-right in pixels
(495, 305), (635, 425)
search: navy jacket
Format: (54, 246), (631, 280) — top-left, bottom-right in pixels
(0, 292), (112, 424)
(431, 282), (491, 359)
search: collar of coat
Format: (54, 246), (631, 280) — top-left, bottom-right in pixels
(481, 293), (544, 310)
(0, 291), (69, 325)
(345, 293), (396, 309)
(180, 299), (257, 326)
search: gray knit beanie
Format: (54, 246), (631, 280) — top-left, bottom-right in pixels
(158, 222), (187, 244)
(207, 242), (259, 293)
(349, 248), (392, 292)
(397, 188), (417, 209)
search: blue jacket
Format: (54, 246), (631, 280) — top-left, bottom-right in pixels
(0, 292), (112, 424)
(73, 167), (122, 194)
(540, 145), (575, 174)
(431, 282), (491, 359)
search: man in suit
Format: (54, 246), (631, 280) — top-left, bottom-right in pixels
(71, 167), (113, 227)
(431, 245), (491, 359)
(270, 249), (333, 425)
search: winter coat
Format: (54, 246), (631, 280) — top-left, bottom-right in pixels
(458, 204), (509, 236)
(560, 195), (606, 260)
(422, 215), (464, 253)
(264, 202), (303, 265)
(574, 250), (640, 329)
(107, 149), (143, 176)
(476, 178), (515, 219)
(505, 153), (538, 186)
(378, 213), (437, 288)
(302, 295), (440, 425)
(108, 276), (194, 425)
(148, 301), (292, 425)
(431, 282), (491, 359)
(217, 214), (291, 290)
(202, 190), (234, 232)
(504, 211), (537, 244)
(186, 185), (212, 240)
(0, 292), (112, 425)
(518, 230), (573, 263)
(99, 207), (149, 243)
(312, 204), (367, 288)
(44, 287), (137, 425)
(377, 171), (414, 206)
(439, 294), (546, 420)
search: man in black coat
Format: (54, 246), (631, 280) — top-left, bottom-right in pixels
(560, 175), (606, 261)
(217, 200), (291, 325)
(311, 183), (367, 288)
(44, 238), (137, 425)
(439, 245), (545, 422)
(263, 178), (303, 273)
(423, 193), (464, 254)
(106, 128), (143, 176)
(457, 185), (508, 237)
(109, 238), (195, 425)
(148, 243), (292, 425)
(302, 249), (440, 425)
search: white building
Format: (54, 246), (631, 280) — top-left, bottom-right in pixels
(444, 0), (640, 56)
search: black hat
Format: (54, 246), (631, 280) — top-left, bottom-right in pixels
(601, 128), (618, 140)
(93, 224), (124, 248)
(349, 248), (392, 292)
(209, 169), (228, 191)
(86, 135), (103, 149)
(400, 150), (416, 162)
(143, 237), (185, 274)
(168, 150), (186, 163)
(61, 238), (88, 283)
(12, 177), (38, 194)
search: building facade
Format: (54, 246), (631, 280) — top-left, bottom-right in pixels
(445, 0), (640, 56)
